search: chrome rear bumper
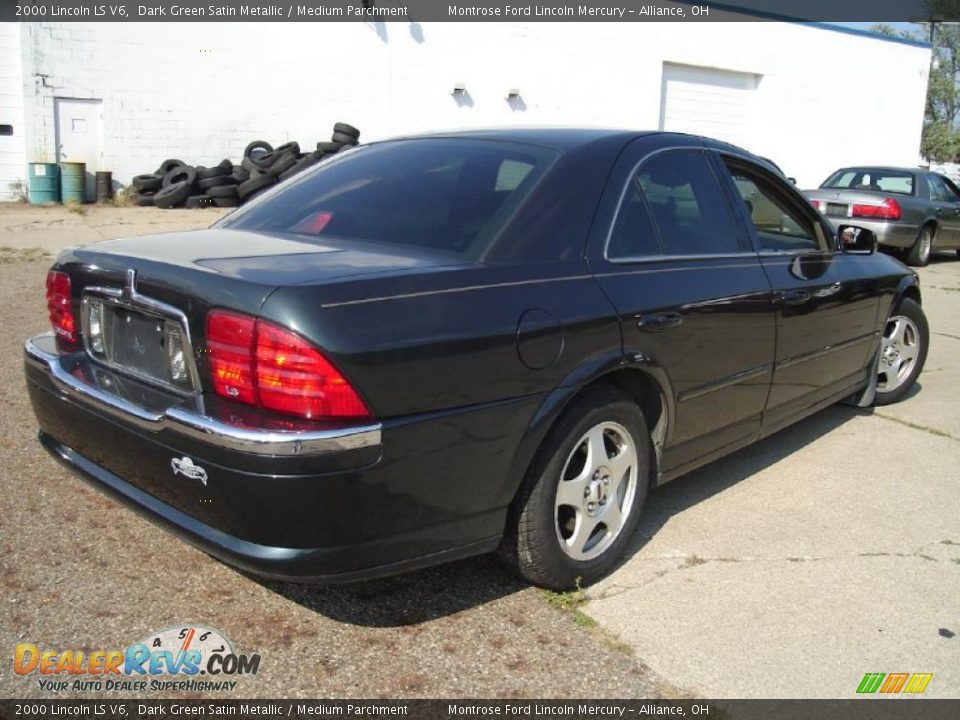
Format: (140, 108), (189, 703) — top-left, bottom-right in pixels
(25, 333), (381, 457)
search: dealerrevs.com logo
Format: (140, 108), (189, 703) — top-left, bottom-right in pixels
(13, 625), (261, 693)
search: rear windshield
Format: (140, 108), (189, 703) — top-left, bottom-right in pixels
(821, 169), (915, 196)
(220, 139), (556, 259)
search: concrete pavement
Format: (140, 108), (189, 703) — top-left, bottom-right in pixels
(586, 255), (960, 698)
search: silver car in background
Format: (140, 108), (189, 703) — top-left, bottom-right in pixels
(805, 166), (960, 266)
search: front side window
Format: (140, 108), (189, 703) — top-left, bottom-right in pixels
(221, 139), (556, 260)
(725, 161), (821, 253)
(928, 174), (960, 203)
(607, 150), (743, 259)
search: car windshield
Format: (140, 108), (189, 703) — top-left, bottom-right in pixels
(220, 138), (557, 260)
(821, 169), (915, 196)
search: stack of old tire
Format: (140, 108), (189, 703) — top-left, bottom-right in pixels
(130, 122), (360, 209)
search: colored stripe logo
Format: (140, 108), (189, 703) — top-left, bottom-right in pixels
(857, 672), (933, 694)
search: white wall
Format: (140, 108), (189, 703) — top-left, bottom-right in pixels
(0, 23), (26, 201)
(11, 21), (930, 191)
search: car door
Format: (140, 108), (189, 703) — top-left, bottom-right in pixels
(587, 136), (776, 477)
(713, 152), (882, 434)
(926, 173), (960, 248)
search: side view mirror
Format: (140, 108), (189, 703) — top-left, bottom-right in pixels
(838, 224), (877, 254)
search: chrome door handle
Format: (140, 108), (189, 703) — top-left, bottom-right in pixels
(778, 289), (811, 305)
(637, 312), (683, 332)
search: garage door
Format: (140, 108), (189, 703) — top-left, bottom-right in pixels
(659, 63), (759, 148)
(0, 23), (26, 202)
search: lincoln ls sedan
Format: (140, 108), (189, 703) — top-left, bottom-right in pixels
(24, 130), (928, 589)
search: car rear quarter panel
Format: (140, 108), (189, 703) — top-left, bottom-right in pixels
(259, 263), (622, 419)
(260, 262), (625, 513)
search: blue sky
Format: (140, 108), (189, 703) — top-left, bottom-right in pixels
(835, 21), (926, 38)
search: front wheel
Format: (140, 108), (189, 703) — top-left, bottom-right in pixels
(874, 298), (928, 405)
(501, 387), (649, 589)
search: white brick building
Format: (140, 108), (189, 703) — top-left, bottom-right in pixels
(0, 20), (931, 201)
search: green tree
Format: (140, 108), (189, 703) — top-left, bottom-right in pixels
(872, 7), (960, 161)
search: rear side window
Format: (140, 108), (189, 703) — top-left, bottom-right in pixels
(607, 150), (743, 259)
(222, 139), (556, 260)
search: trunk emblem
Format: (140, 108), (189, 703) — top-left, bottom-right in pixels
(122, 268), (137, 303)
(171, 456), (208, 486)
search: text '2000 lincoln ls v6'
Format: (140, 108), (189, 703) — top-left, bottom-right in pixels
(24, 130), (928, 589)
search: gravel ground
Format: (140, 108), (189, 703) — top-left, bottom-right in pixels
(0, 207), (665, 700)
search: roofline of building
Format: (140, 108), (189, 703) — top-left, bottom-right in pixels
(681, 2), (932, 48)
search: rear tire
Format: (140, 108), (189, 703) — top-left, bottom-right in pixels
(500, 387), (649, 590)
(874, 298), (928, 406)
(906, 225), (934, 267)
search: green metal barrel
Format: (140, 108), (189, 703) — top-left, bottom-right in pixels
(59, 162), (87, 204)
(28, 163), (61, 204)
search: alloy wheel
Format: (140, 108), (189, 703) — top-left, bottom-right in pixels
(554, 421), (638, 562)
(877, 314), (921, 393)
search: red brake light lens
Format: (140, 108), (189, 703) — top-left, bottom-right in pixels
(255, 321), (371, 420)
(809, 199), (825, 212)
(46, 270), (76, 343)
(206, 310), (372, 422)
(851, 197), (901, 220)
(207, 310), (257, 405)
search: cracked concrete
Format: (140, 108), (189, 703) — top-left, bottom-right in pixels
(586, 255), (960, 698)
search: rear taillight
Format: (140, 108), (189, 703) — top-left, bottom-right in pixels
(46, 270), (76, 343)
(207, 310), (257, 405)
(206, 310), (372, 422)
(809, 199), (825, 212)
(851, 197), (901, 220)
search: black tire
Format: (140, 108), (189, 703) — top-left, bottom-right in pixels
(873, 298), (929, 406)
(906, 225), (934, 267)
(132, 174), (162, 192)
(231, 166), (251, 183)
(152, 180), (193, 209)
(254, 150), (281, 170)
(135, 192), (156, 207)
(207, 183), (239, 199)
(317, 141), (342, 154)
(162, 165), (197, 188)
(236, 172), (275, 200)
(267, 152), (298, 177)
(500, 387), (650, 589)
(275, 141), (300, 157)
(279, 153), (321, 181)
(197, 174), (238, 191)
(333, 122), (360, 139)
(240, 156), (262, 174)
(156, 159), (186, 176)
(243, 140), (272, 161)
(184, 195), (215, 209)
(331, 131), (358, 146)
(213, 196), (240, 208)
(196, 164), (231, 180)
